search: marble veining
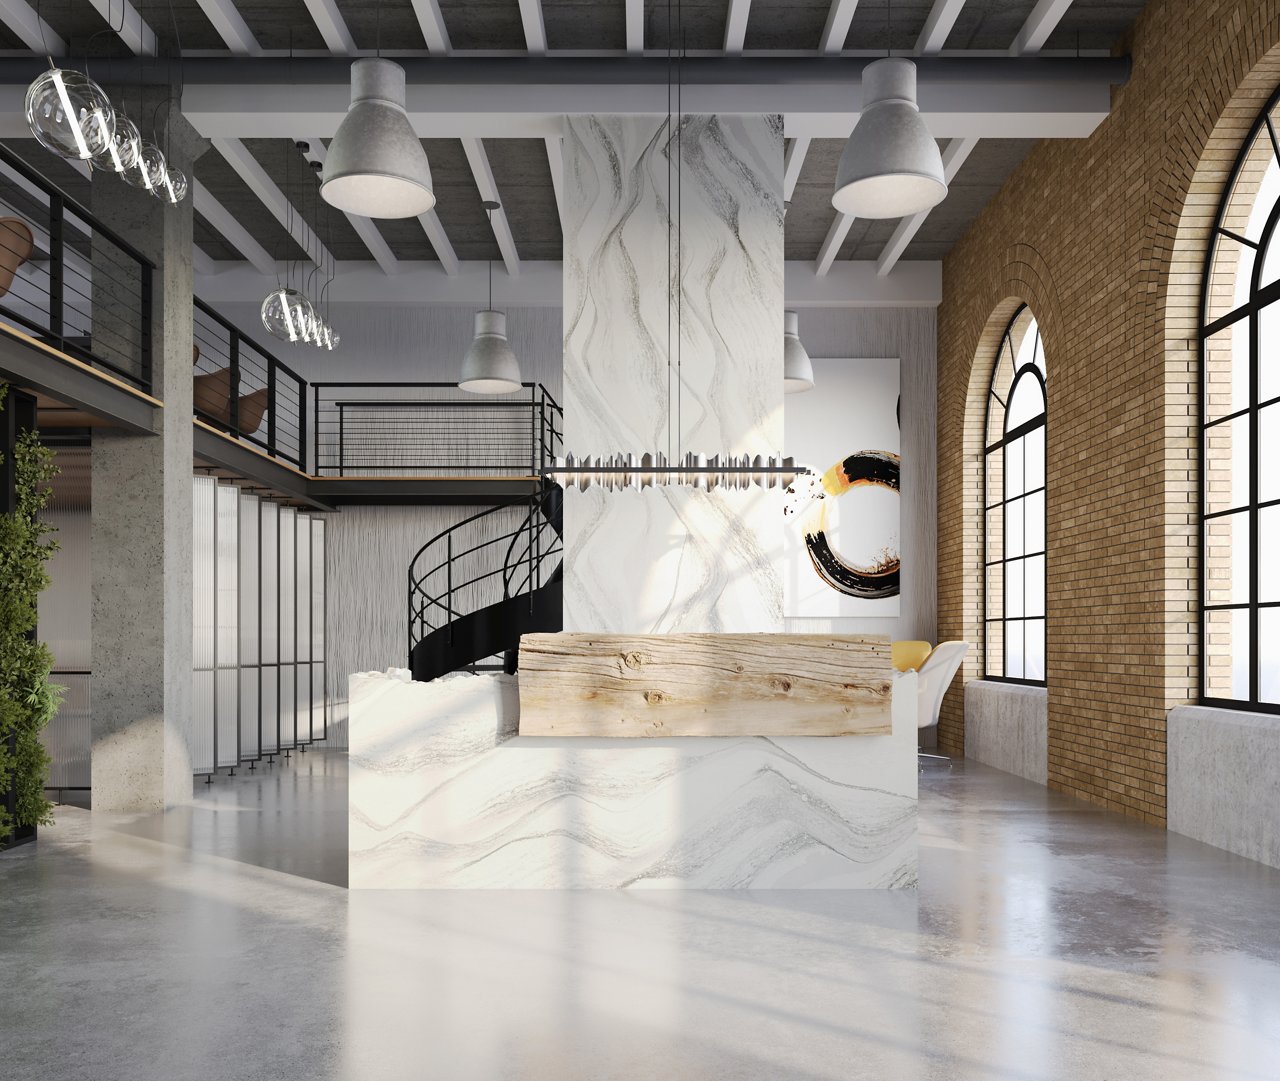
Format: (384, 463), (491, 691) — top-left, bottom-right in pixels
(349, 669), (918, 889)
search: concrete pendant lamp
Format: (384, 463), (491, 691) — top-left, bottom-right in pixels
(832, 57), (947, 219)
(321, 58), (435, 218)
(784, 310), (815, 393)
(460, 202), (522, 394)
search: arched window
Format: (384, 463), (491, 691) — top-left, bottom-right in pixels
(984, 307), (1046, 684)
(1201, 90), (1280, 712)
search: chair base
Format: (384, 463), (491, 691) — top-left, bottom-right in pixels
(917, 750), (952, 769)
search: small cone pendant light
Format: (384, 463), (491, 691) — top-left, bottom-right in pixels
(459, 202), (522, 394)
(784, 310), (815, 393)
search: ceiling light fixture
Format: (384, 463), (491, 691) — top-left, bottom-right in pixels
(783, 310), (815, 393)
(459, 201), (523, 394)
(832, 57), (947, 219)
(321, 58), (435, 219)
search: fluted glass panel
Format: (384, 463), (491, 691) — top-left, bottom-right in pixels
(192, 476), (217, 774)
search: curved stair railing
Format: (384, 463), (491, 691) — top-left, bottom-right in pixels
(407, 483), (564, 682)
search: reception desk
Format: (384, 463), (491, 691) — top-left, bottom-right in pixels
(349, 635), (917, 890)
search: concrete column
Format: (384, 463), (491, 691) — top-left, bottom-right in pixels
(90, 93), (206, 811)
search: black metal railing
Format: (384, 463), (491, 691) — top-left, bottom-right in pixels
(193, 298), (307, 470)
(312, 381), (561, 477)
(0, 143), (154, 393)
(407, 488), (563, 673)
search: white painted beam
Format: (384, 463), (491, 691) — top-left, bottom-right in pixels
(85, 0), (156, 55)
(192, 180), (276, 276)
(416, 209), (459, 276)
(626, 0), (643, 54)
(195, 0), (261, 55)
(0, 0), (64, 53)
(545, 134), (565, 221)
(303, 137), (398, 275)
(410, 0), (451, 53)
(723, 0), (751, 55)
(815, 213), (855, 276)
(518, 0), (547, 54)
(193, 245), (218, 277)
(1010, 0), (1075, 56)
(191, 259), (942, 308)
(461, 137), (520, 277)
(302, 0), (356, 55)
(875, 136), (978, 276)
(915, 0), (966, 55)
(209, 137), (333, 271)
(819, 0), (859, 55)
(783, 136), (810, 202)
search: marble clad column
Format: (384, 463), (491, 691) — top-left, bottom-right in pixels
(561, 114), (785, 632)
(90, 94), (206, 811)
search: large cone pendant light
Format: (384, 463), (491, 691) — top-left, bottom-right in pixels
(459, 201), (523, 394)
(321, 58), (435, 219)
(832, 57), (947, 219)
(783, 310), (815, 393)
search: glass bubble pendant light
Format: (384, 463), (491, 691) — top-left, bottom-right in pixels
(260, 288), (314, 343)
(91, 113), (140, 174)
(124, 142), (167, 192)
(26, 67), (115, 161)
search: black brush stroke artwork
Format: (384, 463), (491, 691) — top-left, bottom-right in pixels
(804, 450), (901, 600)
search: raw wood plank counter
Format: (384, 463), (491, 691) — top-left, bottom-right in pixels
(517, 633), (893, 737)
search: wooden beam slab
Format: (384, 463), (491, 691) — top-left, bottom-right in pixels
(518, 633), (893, 737)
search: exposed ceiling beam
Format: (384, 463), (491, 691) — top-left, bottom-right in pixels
(193, 180), (276, 275)
(302, 0), (356, 55)
(875, 136), (978, 276)
(518, 0), (547, 54)
(416, 209), (459, 276)
(0, 0), (64, 53)
(819, 0), (859, 56)
(209, 136), (333, 271)
(815, 213), (855, 276)
(626, 0), (643, 55)
(545, 134), (565, 221)
(195, 0), (262, 55)
(915, 0), (967, 55)
(85, 0), (156, 55)
(303, 137), (398, 275)
(724, 0), (752, 55)
(410, 0), (451, 53)
(461, 137), (520, 276)
(1010, 0), (1075, 56)
(193, 245), (218, 277)
(783, 136), (810, 202)
(115, 56), (1125, 142)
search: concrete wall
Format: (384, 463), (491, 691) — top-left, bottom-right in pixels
(965, 681), (1048, 786)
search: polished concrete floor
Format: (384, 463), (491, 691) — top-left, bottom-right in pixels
(3, 753), (1280, 1081)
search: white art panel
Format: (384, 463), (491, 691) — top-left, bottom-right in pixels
(784, 357), (901, 618)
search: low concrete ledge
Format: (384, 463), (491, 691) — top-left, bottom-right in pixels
(1169, 705), (1280, 870)
(964, 680), (1047, 785)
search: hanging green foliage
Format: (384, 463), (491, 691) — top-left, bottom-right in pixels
(0, 384), (61, 843)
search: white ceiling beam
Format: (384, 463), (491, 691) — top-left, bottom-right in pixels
(819, 0), (859, 55)
(724, 0), (752, 55)
(461, 137), (520, 277)
(545, 134), (565, 221)
(209, 137), (333, 271)
(1010, 0), (1075, 56)
(193, 260), (941, 308)
(192, 181), (276, 276)
(626, 0), (643, 54)
(0, 0), (64, 52)
(301, 0), (356, 55)
(416, 209), (459, 276)
(783, 136), (810, 202)
(193, 245), (218, 277)
(518, 0), (547, 54)
(303, 137), (398, 275)
(875, 136), (978, 277)
(915, 0), (966, 55)
(195, 0), (261, 55)
(410, 0), (451, 53)
(815, 213), (855, 276)
(85, 0), (156, 55)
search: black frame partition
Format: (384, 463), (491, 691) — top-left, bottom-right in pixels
(0, 143), (154, 393)
(983, 305), (1048, 686)
(1199, 84), (1280, 714)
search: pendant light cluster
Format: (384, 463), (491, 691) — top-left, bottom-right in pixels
(25, 64), (187, 205)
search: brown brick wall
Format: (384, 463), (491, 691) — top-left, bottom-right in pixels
(936, 0), (1280, 823)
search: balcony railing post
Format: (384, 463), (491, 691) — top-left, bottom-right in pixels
(47, 193), (63, 343)
(447, 536), (454, 645)
(312, 382), (320, 475)
(266, 362), (278, 459)
(297, 374), (308, 474)
(229, 330), (241, 435)
(338, 404), (345, 477)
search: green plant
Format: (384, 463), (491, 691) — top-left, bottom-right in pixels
(0, 384), (61, 842)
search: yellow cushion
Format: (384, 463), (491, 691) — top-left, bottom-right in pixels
(892, 640), (933, 673)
